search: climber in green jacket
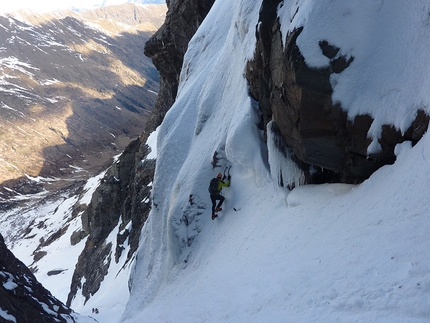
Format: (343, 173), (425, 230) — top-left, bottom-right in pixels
(208, 171), (230, 220)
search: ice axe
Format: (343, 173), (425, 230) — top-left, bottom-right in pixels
(223, 166), (231, 180)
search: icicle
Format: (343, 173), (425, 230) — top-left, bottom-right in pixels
(267, 121), (305, 189)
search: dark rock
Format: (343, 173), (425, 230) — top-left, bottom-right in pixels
(247, 8), (429, 184)
(115, 229), (129, 263)
(41, 226), (69, 248)
(67, 139), (141, 305)
(33, 251), (47, 262)
(47, 269), (67, 276)
(404, 109), (430, 144)
(144, 0), (215, 131)
(70, 230), (88, 246)
(67, 241), (112, 306)
(0, 234), (75, 323)
(331, 55), (354, 74)
(319, 40), (340, 59)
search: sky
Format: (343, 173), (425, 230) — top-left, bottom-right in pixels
(2, 0), (430, 322)
(0, 0), (163, 14)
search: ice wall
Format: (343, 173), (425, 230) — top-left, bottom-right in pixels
(121, 0), (268, 316)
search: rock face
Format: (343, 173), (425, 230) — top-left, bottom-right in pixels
(144, 0), (215, 130)
(247, 1), (429, 183)
(0, 234), (76, 323)
(67, 139), (155, 306)
(67, 0), (215, 306)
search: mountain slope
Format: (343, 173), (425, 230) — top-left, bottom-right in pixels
(0, 1), (166, 15)
(120, 0), (430, 322)
(0, 232), (97, 323)
(0, 4), (166, 201)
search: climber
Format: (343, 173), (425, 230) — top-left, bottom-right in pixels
(208, 169), (231, 220)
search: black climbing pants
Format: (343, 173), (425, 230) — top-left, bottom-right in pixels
(210, 193), (225, 214)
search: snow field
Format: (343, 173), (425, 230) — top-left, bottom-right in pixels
(123, 130), (430, 322)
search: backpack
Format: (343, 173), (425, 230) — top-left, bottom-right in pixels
(208, 178), (219, 194)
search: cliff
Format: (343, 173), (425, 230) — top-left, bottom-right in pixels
(247, 2), (429, 183)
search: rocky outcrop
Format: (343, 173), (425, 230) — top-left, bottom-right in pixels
(67, 139), (155, 306)
(144, 0), (215, 130)
(0, 234), (76, 323)
(67, 0), (215, 306)
(247, 1), (429, 183)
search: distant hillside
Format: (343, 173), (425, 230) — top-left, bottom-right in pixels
(99, 0), (166, 5)
(0, 4), (166, 199)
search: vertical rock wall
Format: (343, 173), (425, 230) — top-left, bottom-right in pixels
(247, 2), (429, 183)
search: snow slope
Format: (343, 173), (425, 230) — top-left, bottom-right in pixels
(122, 138), (430, 323)
(3, 168), (134, 322)
(120, 0), (430, 322)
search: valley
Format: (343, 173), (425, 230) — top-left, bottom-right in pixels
(0, 4), (166, 203)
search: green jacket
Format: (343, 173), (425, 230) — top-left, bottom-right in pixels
(217, 179), (230, 192)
